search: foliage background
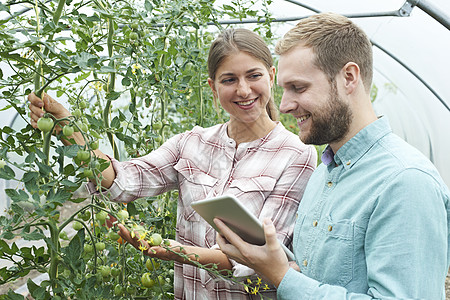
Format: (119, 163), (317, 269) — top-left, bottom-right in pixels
(0, 0), (309, 299)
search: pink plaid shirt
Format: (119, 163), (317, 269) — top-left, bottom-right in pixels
(94, 122), (316, 299)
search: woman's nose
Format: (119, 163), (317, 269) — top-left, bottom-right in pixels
(236, 80), (251, 98)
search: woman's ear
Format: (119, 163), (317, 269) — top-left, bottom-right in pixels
(342, 62), (360, 94)
(208, 78), (217, 98)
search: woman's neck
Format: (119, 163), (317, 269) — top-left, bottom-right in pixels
(227, 116), (277, 146)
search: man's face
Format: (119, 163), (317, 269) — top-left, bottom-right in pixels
(277, 45), (352, 146)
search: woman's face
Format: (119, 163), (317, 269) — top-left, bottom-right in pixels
(208, 51), (275, 125)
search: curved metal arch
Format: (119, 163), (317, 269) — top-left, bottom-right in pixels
(208, 0), (450, 112)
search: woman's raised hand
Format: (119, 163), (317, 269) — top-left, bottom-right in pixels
(28, 92), (71, 130)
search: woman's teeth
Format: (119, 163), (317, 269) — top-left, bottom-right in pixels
(237, 98), (256, 106)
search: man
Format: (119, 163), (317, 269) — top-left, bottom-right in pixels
(215, 12), (450, 299)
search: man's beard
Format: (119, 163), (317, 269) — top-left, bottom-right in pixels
(301, 82), (352, 146)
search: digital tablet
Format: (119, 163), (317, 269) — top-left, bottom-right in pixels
(191, 194), (295, 261)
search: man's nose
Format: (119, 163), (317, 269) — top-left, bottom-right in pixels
(279, 92), (296, 114)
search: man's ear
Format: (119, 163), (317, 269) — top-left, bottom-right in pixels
(342, 62), (360, 94)
(269, 66), (276, 88)
(207, 78), (217, 98)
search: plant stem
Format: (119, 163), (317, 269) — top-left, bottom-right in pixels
(104, 17), (120, 160)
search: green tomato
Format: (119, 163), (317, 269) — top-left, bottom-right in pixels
(76, 149), (90, 161)
(90, 140), (99, 150)
(80, 210), (91, 221)
(131, 22), (139, 30)
(126, 284), (136, 294)
(99, 265), (111, 277)
(149, 233), (162, 246)
(145, 258), (160, 271)
(0, 159), (6, 169)
(84, 243), (94, 254)
(117, 209), (129, 221)
(157, 275), (166, 286)
(83, 168), (93, 178)
(95, 241), (106, 252)
(152, 121), (162, 130)
(91, 131), (101, 139)
(108, 231), (121, 241)
(141, 273), (155, 288)
(111, 267), (121, 277)
(154, 135), (162, 143)
(72, 108), (82, 118)
(62, 125), (74, 137)
(128, 274), (139, 284)
(37, 117), (54, 132)
(114, 284), (124, 296)
(79, 122), (89, 132)
(129, 32), (138, 40)
(96, 210), (108, 222)
(72, 221), (83, 231)
(79, 100), (88, 109)
(59, 231), (69, 240)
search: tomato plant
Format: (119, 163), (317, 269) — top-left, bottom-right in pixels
(0, 0), (275, 299)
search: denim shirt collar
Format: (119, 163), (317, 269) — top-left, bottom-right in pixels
(321, 116), (392, 169)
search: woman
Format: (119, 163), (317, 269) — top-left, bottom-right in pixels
(28, 28), (316, 299)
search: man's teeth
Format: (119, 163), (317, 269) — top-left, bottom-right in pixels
(237, 99), (256, 106)
(298, 115), (310, 122)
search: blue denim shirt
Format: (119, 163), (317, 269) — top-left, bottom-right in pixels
(277, 117), (450, 299)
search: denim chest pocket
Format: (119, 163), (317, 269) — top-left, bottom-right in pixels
(174, 158), (218, 222)
(309, 217), (354, 287)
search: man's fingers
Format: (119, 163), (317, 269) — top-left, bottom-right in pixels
(213, 218), (245, 245)
(262, 218), (278, 248)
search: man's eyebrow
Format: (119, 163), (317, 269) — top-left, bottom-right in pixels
(279, 78), (308, 86)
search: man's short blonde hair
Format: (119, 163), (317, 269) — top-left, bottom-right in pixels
(275, 13), (373, 91)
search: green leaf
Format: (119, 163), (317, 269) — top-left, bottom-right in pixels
(28, 278), (47, 299)
(47, 189), (71, 204)
(121, 77), (131, 86)
(5, 289), (24, 300)
(0, 3), (11, 13)
(73, 52), (97, 69)
(126, 201), (139, 216)
(36, 161), (52, 177)
(62, 229), (85, 271)
(99, 65), (115, 73)
(1, 241), (19, 256)
(110, 116), (120, 128)
(56, 144), (79, 158)
(25, 152), (36, 164)
(22, 230), (46, 241)
(22, 172), (39, 183)
(145, 0), (153, 12)
(105, 91), (121, 100)
(0, 165), (15, 180)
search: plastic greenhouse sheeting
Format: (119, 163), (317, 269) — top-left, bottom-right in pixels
(228, 0), (450, 187)
(0, 0), (449, 214)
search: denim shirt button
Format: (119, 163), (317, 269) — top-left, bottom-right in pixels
(313, 220), (318, 227)
(327, 181), (333, 187)
(328, 225), (333, 231)
(302, 259), (308, 267)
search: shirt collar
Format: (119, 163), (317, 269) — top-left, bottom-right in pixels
(223, 121), (283, 149)
(321, 116), (392, 169)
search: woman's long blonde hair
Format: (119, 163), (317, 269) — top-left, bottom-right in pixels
(207, 28), (279, 121)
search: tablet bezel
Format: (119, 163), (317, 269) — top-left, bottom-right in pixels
(191, 194), (295, 260)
